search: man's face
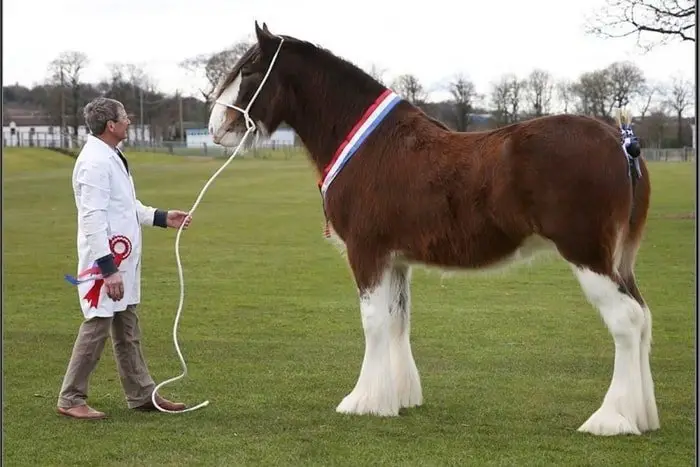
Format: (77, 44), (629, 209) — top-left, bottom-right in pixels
(107, 106), (130, 141)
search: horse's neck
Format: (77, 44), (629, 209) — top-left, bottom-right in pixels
(285, 72), (385, 174)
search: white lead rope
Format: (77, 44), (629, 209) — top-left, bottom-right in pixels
(152, 36), (285, 414)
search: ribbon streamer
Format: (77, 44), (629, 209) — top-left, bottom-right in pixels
(65, 235), (132, 308)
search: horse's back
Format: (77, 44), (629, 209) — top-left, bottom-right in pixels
(401, 113), (648, 269)
(327, 110), (649, 271)
(491, 113), (644, 222)
(475, 113), (649, 270)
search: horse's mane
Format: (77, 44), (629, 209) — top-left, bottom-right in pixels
(211, 30), (453, 134)
(212, 34), (382, 103)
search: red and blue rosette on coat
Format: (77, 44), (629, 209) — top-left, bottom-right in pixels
(64, 235), (132, 308)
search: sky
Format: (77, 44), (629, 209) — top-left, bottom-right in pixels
(2, 0), (696, 109)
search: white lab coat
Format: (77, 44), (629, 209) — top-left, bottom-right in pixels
(72, 135), (159, 319)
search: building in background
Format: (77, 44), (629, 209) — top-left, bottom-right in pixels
(185, 125), (297, 149)
(2, 107), (152, 148)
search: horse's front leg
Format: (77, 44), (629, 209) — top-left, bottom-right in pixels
(336, 254), (400, 417)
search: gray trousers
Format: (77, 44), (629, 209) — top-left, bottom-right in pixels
(57, 305), (156, 409)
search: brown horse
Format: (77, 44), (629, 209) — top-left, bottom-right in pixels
(208, 22), (658, 436)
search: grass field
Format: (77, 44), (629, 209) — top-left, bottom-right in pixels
(3, 147), (696, 466)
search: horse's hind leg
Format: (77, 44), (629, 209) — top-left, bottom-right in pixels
(554, 224), (650, 436)
(571, 260), (648, 436)
(618, 236), (659, 432)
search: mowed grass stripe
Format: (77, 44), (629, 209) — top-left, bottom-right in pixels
(3, 149), (695, 466)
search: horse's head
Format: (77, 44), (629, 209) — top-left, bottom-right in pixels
(207, 21), (391, 173)
(208, 22), (287, 147)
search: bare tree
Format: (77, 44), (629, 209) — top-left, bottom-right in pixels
(556, 79), (575, 114)
(393, 74), (427, 104)
(125, 64), (151, 141)
(102, 63), (135, 103)
(636, 81), (660, 119)
(586, 0), (695, 50)
(180, 39), (254, 101)
(367, 63), (387, 85)
(47, 51), (89, 144)
(125, 64), (152, 95)
(665, 75), (694, 146)
(642, 108), (669, 147)
(572, 69), (614, 119)
(490, 77), (511, 126)
(97, 63), (173, 142)
(446, 74), (478, 131)
(606, 61), (646, 111)
(490, 74), (526, 125)
(526, 69), (554, 117)
(509, 75), (526, 123)
(105, 63), (125, 91)
(490, 75), (513, 125)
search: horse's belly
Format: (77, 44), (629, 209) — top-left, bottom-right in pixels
(401, 233), (556, 273)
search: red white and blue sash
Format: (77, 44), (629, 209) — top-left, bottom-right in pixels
(319, 89), (402, 198)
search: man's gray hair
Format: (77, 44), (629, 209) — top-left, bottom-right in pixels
(83, 97), (125, 135)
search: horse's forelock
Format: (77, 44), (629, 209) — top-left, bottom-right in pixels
(211, 44), (260, 101)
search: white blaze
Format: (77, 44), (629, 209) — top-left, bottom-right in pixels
(208, 74), (242, 146)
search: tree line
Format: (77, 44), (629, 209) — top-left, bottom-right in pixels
(3, 52), (208, 143)
(4, 33), (695, 148)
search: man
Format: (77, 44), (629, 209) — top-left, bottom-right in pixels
(57, 97), (191, 419)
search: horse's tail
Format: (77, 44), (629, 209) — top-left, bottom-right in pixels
(616, 108), (642, 190)
(614, 109), (650, 268)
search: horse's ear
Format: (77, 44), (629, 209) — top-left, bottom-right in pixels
(254, 20), (278, 56)
(256, 21), (275, 38)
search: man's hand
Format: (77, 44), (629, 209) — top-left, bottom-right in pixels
(166, 210), (192, 230)
(104, 272), (124, 301)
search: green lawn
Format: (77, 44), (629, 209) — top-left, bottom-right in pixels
(3, 148), (696, 466)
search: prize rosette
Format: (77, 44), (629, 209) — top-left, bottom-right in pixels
(64, 235), (132, 307)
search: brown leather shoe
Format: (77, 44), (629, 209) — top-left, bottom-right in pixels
(57, 405), (107, 420)
(133, 394), (186, 412)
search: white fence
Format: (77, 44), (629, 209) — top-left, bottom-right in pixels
(184, 127), (296, 149)
(3, 126), (152, 148)
(123, 140), (302, 159)
(642, 147), (696, 162)
(3, 131), (695, 163)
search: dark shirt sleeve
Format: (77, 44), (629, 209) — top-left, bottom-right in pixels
(96, 254), (119, 276)
(153, 209), (168, 228)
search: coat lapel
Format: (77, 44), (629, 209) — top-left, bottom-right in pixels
(86, 135), (130, 179)
(109, 147), (129, 178)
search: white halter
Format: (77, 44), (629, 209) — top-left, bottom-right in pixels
(214, 36), (285, 135)
(151, 36), (285, 414)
